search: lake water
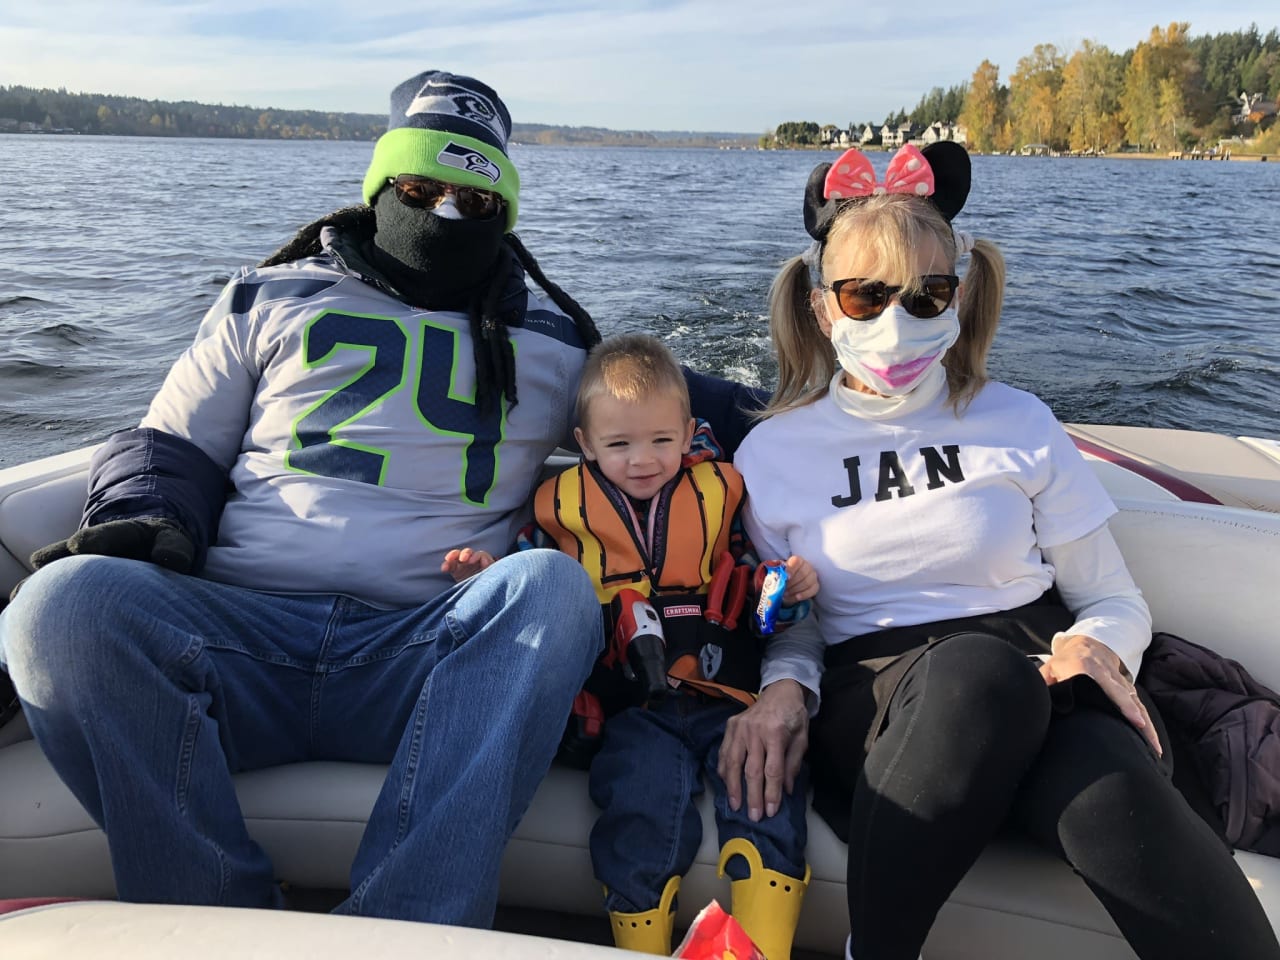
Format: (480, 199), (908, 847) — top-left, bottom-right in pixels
(0, 135), (1277, 467)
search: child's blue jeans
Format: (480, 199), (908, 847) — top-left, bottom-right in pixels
(588, 693), (808, 913)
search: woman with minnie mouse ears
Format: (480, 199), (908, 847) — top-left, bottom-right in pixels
(716, 143), (1280, 959)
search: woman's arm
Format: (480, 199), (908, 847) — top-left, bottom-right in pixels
(1044, 522), (1151, 681)
(718, 616), (824, 821)
(758, 614), (825, 715)
(1042, 523), (1160, 755)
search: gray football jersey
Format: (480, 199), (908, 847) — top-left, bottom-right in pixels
(142, 254), (585, 608)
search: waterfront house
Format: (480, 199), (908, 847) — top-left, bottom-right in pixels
(882, 122), (917, 148)
(920, 121), (961, 144)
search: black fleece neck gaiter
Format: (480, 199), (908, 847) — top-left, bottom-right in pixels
(369, 187), (506, 309)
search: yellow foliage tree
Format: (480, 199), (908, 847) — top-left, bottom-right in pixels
(1122, 23), (1197, 150)
(960, 60), (1004, 152)
(1008, 44), (1065, 149)
(1060, 40), (1124, 153)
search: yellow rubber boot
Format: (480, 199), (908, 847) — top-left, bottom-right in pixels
(607, 875), (680, 955)
(718, 837), (810, 960)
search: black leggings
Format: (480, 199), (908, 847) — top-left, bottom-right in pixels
(819, 633), (1279, 960)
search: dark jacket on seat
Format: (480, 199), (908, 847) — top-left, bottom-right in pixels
(1140, 631), (1280, 856)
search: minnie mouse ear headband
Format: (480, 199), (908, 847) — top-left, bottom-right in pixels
(802, 141), (971, 242)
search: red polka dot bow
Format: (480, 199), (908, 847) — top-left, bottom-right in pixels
(822, 144), (936, 201)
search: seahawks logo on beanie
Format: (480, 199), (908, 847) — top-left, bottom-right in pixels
(437, 142), (502, 184)
(363, 70), (521, 230)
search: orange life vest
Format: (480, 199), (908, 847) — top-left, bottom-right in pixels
(535, 458), (743, 603)
(535, 459), (760, 705)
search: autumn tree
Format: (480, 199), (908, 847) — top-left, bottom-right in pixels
(960, 60), (1005, 152)
(1122, 23), (1200, 150)
(1157, 76), (1190, 147)
(1008, 44), (1065, 148)
(1059, 40), (1125, 152)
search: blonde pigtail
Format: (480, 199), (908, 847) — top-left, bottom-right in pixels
(760, 256), (835, 420)
(944, 237), (1006, 411)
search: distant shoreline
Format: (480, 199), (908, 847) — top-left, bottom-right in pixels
(1096, 151), (1269, 162)
(2, 130), (1270, 161)
(1001, 150), (1269, 162)
(0, 129), (753, 149)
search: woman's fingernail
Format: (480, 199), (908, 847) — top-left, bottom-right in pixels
(749, 807), (761, 822)
(766, 802), (778, 817)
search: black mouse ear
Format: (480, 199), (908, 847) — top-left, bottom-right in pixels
(803, 162), (837, 241)
(920, 141), (971, 222)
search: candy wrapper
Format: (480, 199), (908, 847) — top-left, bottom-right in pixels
(753, 561), (788, 635)
(673, 899), (766, 960)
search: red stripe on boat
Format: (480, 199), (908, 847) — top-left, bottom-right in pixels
(1069, 434), (1222, 505)
(0, 897), (87, 916)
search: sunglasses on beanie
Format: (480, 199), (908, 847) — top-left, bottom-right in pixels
(388, 174), (505, 221)
(823, 274), (960, 321)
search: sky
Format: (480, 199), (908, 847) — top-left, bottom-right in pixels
(2, 1), (1276, 132)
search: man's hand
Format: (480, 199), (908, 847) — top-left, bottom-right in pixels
(31, 518), (195, 573)
(717, 678), (809, 822)
(1041, 633), (1162, 757)
(12, 518), (196, 603)
(441, 547), (496, 582)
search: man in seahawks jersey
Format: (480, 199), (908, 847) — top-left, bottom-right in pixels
(0, 70), (761, 927)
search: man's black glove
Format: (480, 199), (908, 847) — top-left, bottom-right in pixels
(30, 518), (196, 575)
(10, 519), (196, 603)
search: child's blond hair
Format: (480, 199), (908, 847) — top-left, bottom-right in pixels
(576, 334), (691, 429)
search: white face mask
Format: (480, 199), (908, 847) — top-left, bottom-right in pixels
(829, 304), (960, 396)
(430, 195), (465, 220)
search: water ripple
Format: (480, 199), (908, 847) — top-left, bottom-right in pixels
(1, 137), (1278, 463)
(0, 295), (50, 309)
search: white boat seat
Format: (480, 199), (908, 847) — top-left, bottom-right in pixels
(0, 900), (645, 959)
(2, 451), (1279, 958)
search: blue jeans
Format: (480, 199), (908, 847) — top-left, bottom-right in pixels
(588, 695), (808, 913)
(0, 548), (601, 927)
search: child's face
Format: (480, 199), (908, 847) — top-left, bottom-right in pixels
(574, 390), (695, 500)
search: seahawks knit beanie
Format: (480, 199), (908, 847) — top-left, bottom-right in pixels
(362, 70), (520, 230)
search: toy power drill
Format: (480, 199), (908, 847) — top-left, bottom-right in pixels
(605, 587), (669, 704)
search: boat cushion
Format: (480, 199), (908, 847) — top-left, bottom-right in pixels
(0, 900), (635, 959)
(2, 457), (1279, 958)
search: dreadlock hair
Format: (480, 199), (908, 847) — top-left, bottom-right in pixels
(475, 232), (601, 414)
(258, 208), (601, 415)
(258, 205), (374, 267)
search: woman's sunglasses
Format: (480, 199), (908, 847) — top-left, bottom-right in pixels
(824, 274), (960, 321)
(388, 174), (505, 221)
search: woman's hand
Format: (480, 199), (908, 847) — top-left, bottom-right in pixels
(717, 679), (809, 822)
(1040, 633), (1162, 757)
(781, 555), (819, 605)
(441, 547), (496, 582)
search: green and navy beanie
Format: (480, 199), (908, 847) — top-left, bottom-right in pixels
(363, 70), (520, 230)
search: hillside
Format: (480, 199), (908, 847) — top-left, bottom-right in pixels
(0, 85), (757, 147)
